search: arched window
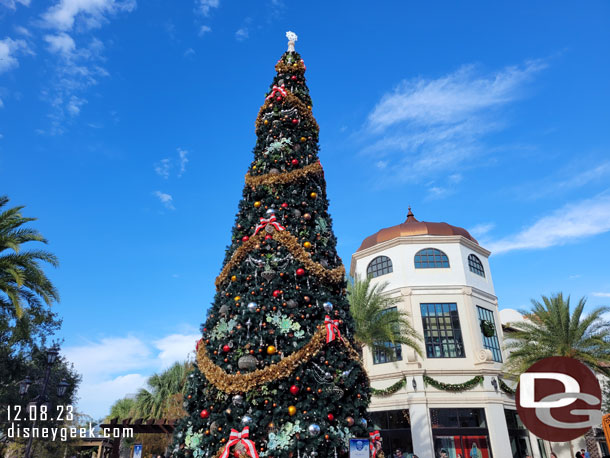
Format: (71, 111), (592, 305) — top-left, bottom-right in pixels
(367, 255), (393, 278)
(414, 248), (450, 268)
(468, 254), (485, 277)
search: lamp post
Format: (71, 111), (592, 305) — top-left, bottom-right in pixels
(22, 344), (68, 458)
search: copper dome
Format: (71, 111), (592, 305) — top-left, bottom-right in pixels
(356, 208), (478, 252)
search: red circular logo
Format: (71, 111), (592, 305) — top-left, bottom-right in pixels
(516, 357), (602, 441)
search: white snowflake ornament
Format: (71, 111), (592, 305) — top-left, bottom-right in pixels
(286, 31), (298, 52)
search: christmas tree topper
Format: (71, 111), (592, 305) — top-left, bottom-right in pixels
(286, 31), (298, 52)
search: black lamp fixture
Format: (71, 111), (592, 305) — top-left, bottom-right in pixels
(412, 377), (417, 391)
(46, 344), (60, 365)
(491, 377), (498, 391)
(19, 376), (32, 397)
(57, 379), (69, 398)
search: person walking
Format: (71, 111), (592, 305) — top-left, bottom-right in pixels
(581, 449), (591, 458)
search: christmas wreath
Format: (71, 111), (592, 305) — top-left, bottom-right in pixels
(480, 320), (495, 338)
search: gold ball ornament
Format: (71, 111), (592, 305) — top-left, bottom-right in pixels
(254, 201), (262, 208)
(288, 405), (297, 416)
(267, 345), (277, 355)
(234, 296), (241, 301)
(231, 275), (237, 282)
(310, 192), (317, 199)
(300, 137), (307, 142)
(303, 241), (312, 249)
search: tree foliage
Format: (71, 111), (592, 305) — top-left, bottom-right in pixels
(347, 276), (422, 359)
(504, 293), (610, 376)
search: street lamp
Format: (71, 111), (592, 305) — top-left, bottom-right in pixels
(19, 376), (32, 397)
(21, 344), (69, 458)
(57, 379), (69, 398)
(46, 345), (60, 365)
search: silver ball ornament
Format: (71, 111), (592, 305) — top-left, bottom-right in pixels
(241, 415), (253, 426)
(247, 302), (257, 312)
(359, 418), (368, 428)
(323, 301), (333, 312)
(232, 395), (244, 406)
(308, 424), (321, 436)
(266, 208), (275, 216)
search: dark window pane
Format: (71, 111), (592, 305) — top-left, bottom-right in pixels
(477, 306), (502, 362)
(367, 255), (394, 278)
(468, 254), (486, 277)
(420, 303), (465, 358)
(414, 248), (451, 269)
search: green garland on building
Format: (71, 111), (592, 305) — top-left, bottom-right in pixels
(370, 377), (407, 397)
(499, 378), (516, 395)
(423, 374), (484, 392)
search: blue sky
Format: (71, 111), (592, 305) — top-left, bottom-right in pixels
(1, 0), (609, 419)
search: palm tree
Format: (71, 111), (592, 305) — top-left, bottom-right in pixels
(0, 196), (59, 318)
(347, 276), (422, 360)
(134, 361), (192, 419)
(505, 293), (610, 458)
(504, 293), (610, 376)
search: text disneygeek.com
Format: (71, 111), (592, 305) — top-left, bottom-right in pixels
(6, 423), (133, 441)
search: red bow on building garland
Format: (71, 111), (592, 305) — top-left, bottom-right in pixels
(369, 430), (381, 457)
(220, 427), (259, 458)
(324, 315), (341, 343)
(253, 214), (285, 235)
(266, 84), (287, 100)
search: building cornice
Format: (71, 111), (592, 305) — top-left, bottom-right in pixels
(380, 284), (498, 305)
(349, 235), (491, 276)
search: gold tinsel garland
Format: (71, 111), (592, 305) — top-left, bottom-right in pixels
(244, 161), (324, 188)
(275, 59), (306, 74)
(197, 326), (361, 395)
(215, 230), (345, 290)
(255, 91), (319, 133)
(197, 328), (326, 394)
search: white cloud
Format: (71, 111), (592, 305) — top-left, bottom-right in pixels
(0, 0), (30, 9)
(0, 98), (3, 108)
(153, 333), (198, 370)
(15, 26), (31, 36)
(470, 223), (495, 238)
(44, 32), (76, 56)
(154, 148), (189, 179)
(67, 95), (86, 115)
(198, 25), (211, 36)
(63, 330), (199, 419)
(362, 59), (546, 185)
(196, 0), (219, 16)
(592, 292), (610, 298)
(184, 47), (195, 58)
(487, 192), (610, 254)
(178, 148), (189, 177)
(154, 191), (175, 210)
(0, 37), (30, 74)
(41, 0), (136, 31)
(235, 27), (248, 41)
(154, 158), (171, 179)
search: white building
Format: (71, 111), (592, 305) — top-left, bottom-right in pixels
(350, 209), (594, 458)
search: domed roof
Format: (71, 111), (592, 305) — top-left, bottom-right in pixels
(356, 208), (478, 252)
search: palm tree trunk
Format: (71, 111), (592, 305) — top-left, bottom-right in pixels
(584, 427), (601, 458)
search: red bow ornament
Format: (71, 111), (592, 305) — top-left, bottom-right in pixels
(266, 84), (287, 100)
(220, 427), (259, 458)
(370, 430), (381, 457)
(324, 315), (341, 343)
(253, 214), (285, 235)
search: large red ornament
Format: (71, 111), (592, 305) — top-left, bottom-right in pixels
(222, 344), (231, 353)
(200, 409), (209, 419)
(273, 290), (281, 297)
(291, 159), (299, 165)
(296, 268), (305, 276)
(281, 202), (289, 208)
(327, 413), (335, 421)
(291, 75), (297, 81)
(265, 234), (273, 240)
(290, 385), (300, 395)
(242, 236), (249, 242)
(292, 119), (298, 124)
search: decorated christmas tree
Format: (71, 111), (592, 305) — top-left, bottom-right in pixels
(172, 33), (372, 458)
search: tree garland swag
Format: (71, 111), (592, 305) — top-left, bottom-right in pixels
(499, 378), (516, 395)
(370, 377), (407, 397)
(423, 374), (483, 392)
